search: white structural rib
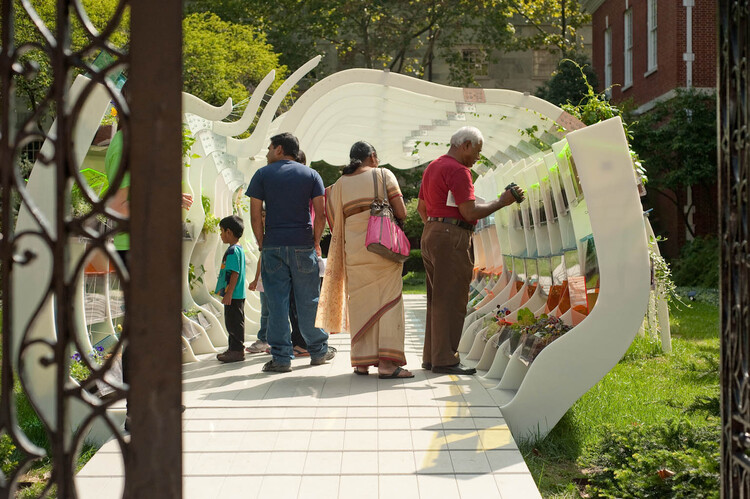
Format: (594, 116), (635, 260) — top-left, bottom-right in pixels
(499, 117), (650, 440)
(270, 67), (583, 169)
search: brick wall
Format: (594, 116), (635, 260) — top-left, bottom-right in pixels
(590, 1), (716, 108)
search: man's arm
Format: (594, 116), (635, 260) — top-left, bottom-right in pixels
(250, 197), (264, 250)
(248, 256), (261, 290)
(312, 195), (325, 256)
(223, 271), (238, 305)
(458, 188), (521, 222)
(417, 198), (427, 223)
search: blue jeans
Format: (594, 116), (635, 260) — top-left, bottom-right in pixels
(261, 245), (329, 364)
(257, 292), (268, 342)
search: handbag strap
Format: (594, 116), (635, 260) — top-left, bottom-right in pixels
(371, 167), (390, 205)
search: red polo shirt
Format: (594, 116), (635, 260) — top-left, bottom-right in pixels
(418, 154), (476, 224)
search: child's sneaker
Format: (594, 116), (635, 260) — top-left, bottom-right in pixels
(245, 340), (269, 354)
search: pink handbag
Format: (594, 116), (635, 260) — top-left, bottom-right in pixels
(365, 168), (410, 263)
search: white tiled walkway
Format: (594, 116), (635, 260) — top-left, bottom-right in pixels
(77, 295), (542, 499)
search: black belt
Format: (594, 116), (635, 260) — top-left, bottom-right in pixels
(427, 217), (474, 231)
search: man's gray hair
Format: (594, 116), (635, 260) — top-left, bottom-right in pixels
(450, 126), (484, 147)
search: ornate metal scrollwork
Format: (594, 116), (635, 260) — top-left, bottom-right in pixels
(720, 1), (750, 497)
(0, 1), (131, 497)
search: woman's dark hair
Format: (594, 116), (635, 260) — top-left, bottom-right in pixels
(343, 141), (376, 175)
(296, 150), (307, 165)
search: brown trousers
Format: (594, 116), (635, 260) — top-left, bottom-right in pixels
(421, 221), (473, 367)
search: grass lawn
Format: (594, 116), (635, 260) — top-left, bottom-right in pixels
(522, 298), (720, 498)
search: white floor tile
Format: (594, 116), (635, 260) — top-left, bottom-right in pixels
(343, 430), (379, 451)
(76, 476), (124, 499)
(303, 451), (343, 475)
(414, 449), (454, 474)
(274, 431), (312, 451)
(449, 450), (491, 474)
(79, 296), (542, 499)
(217, 476), (262, 498)
(416, 474), (461, 499)
(183, 476), (223, 499)
(340, 475), (379, 499)
(308, 430), (346, 451)
(228, 451), (272, 475)
(378, 451), (417, 474)
(456, 474), (503, 498)
(265, 450), (307, 474)
(258, 475), (301, 499)
(340, 451), (379, 474)
(298, 475), (341, 499)
(494, 473), (543, 499)
(379, 474), (420, 499)
(378, 430), (411, 451)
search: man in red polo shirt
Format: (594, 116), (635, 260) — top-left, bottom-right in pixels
(417, 126), (524, 374)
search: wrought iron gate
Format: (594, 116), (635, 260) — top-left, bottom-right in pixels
(0, 1), (182, 497)
(720, 1), (750, 497)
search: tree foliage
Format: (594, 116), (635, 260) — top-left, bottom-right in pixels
(7, 0), (130, 130)
(535, 55), (598, 107)
(186, 0), (518, 86)
(182, 13), (287, 107)
(508, 0), (590, 57)
(630, 89), (717, 191)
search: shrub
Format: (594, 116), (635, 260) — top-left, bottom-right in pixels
(403, 198), (424, 245)
(404, 250), (424, 273)
(582, 418), (719, 498)
(671, 236), (719, 288)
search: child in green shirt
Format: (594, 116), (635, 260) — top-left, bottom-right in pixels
(215, 215), (246, 363)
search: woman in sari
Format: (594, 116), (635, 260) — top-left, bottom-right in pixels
(316, 141), (414, 378)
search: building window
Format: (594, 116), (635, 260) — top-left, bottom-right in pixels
(604, 27), (612, 96)
(624, 9), (633, 87)
(462, 48), (489, 78)
(647, 0), (658, 71)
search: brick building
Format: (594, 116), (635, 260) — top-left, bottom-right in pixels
(582, 0), (717, 257)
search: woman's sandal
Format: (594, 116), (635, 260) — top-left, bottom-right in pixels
(293, 346), (310, 357)
(378, 366), (414, 379)
(353, 367), (369, 375)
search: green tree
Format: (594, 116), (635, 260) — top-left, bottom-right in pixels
(182, 13), (287, 107)
(187, 0), (516, 86)
(508, 0), (590, 57)
(630, 89), (717, 238)
(535, 55), (599, 107)
(8, 0), (130, 131)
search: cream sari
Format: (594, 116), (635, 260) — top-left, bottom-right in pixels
(316, 168), (406, 367)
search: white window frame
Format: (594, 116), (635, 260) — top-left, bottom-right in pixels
(604, 27), (612, 96)
(461, 47), (489, 79)
(646, 0), (658, 73)
(623, 9), (633, 88)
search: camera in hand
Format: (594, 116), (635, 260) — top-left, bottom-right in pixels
(505, 182), (524, 203)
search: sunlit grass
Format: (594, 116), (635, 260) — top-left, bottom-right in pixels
(522, 299), (720, 497)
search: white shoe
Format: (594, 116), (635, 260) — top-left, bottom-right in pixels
(245, 340), (269, 354)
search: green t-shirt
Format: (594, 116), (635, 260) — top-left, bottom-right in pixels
(215, 244), (246, 300)
(104, 130), (130, 251)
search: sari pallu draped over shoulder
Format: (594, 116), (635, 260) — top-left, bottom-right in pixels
(316, 170), (407, 367)
(315, 182), (350, 334)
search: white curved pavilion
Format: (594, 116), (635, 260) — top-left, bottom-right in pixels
(14, 58), (666, 447)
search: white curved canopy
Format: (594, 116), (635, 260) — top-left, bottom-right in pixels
(269, 68), (585, 170)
